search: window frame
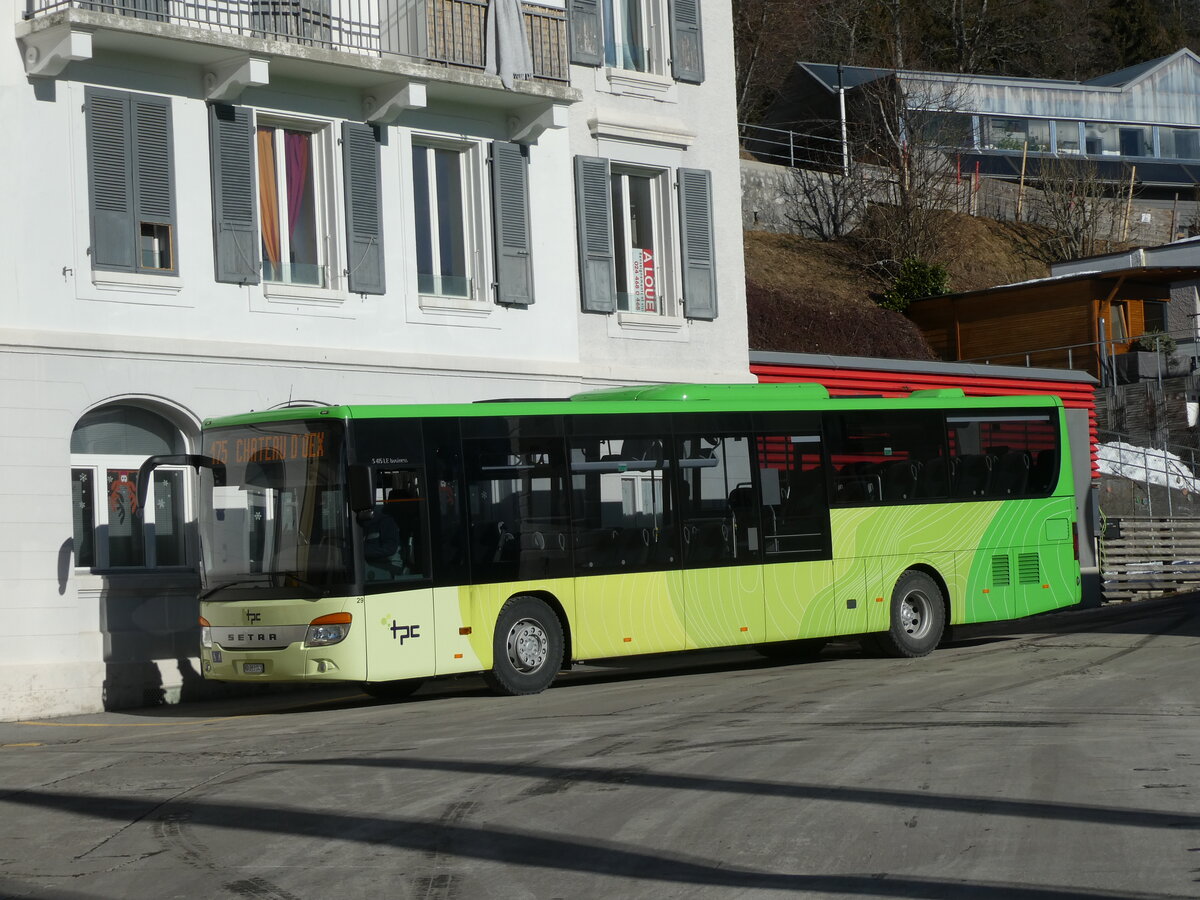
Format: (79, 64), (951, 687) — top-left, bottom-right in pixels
(71, 458), (192, 571)
(253, 114), (340, 292)
(603, 0), (667, 75)
(410, 133), (488, 304)
(610, 163), (675, 317)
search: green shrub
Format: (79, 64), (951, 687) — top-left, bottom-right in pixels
(880, 258), (949, 311)
(1130, 329), (1176, 356)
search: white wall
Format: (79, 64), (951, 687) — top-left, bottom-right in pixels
(566, 0), (749, 385)
(1, 3), (751, 720)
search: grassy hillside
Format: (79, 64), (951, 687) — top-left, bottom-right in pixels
(745, 213), (1053, 359)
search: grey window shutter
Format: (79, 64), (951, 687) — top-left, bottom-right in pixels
(677, 167), (716, 320)
(209, 103), (260, 285)
(491, 141), (533, 306)
(568, 0), (603, 67)
(131, 94), (176, 273)
(342, 122), (385, 295)
(668, 0), (704, 84)
(86, 87), (135, 272)
(574, 156), (616, 314)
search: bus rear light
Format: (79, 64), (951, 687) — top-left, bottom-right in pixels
(1072, 523), (1080, 560)
(199, 616), (212, 649)
(306, 612), (352, 647)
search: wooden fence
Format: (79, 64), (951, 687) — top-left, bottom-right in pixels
(1100, 517), (1200, 601)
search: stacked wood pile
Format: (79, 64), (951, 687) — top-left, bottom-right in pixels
(1100, 517), (1200, 601)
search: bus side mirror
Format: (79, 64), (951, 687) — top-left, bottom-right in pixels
(137, 454), (226, 511)
(348, 465), (373, 523)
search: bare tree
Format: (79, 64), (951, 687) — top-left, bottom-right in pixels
(733, 0), (817, 122)
(782, 159), (873, 240)
(1029, 156), (1124, 261)
(848, 75), (971, 286)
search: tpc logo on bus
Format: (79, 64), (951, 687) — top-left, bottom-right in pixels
(390, 621), (421, 644)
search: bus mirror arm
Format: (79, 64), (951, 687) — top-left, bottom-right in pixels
(136, 454), (227, 511)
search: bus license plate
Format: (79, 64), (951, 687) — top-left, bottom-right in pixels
(243, 662), (265, 674)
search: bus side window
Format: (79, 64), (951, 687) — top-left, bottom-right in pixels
(755, 432), (829, 559)
(946, 412), (1059, 498)
(827, 411), (947, 505)
(464, 433), (572, 582)
(364, 468), (429, 585)
(569, 432), (677, 574)
(676, 433), (756, 566)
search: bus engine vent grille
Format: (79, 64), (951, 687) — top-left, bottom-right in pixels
(991, 554), (1011, 587)
(1017, 552), (1041, 585)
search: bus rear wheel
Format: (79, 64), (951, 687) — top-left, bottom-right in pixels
(484, 596), (564, 696)
(877, 570), (945, 658)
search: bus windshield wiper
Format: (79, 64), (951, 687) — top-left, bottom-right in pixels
(200, 579), (268, 601)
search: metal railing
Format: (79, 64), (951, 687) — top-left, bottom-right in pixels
(959, 326), (1198, 386)
(25, 0), (568, 82)
(739, 121), (845, 170)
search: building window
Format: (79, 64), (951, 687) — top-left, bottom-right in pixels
(1162, 127), (1200, 160)
(981, 117), (1048, 152)
(568, 0), (703, 83)
(1117, 125), (1152, 157)
(412, 137), (482, 300)
(210, 107), (385, 294)
(1084, 122), (1120, 156)
(603, 0), (664, 73)
(1110, 301), (1130, 341)
(1053, 121), (1082, 154)
(611, 167), (671, 314)
(85, 87), (177, 275)
(574, 156), (715, 319)
(70, 405), (189, 570)
(256, 122), (330, 287)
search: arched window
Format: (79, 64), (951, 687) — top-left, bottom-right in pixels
(70, 405), (190, 569)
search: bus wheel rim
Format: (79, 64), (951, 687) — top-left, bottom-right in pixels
(507, 618), (548, 673)
(900, 590), (932, 639)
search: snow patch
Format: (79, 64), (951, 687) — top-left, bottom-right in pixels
(1098, 441), (1200, 492)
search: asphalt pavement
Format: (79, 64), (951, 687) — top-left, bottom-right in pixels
(1, 595), (1197, 899)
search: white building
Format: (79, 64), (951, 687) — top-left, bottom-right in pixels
(4, 0), (747, 719)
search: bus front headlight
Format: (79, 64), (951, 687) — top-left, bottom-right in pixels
(306, 612), (352, 647)
(199, 616), (212, 649)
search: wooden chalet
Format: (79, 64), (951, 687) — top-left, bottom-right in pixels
(904, 268), (1200, 378)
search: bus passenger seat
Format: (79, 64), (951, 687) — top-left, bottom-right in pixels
(990, 451), (1031, 496)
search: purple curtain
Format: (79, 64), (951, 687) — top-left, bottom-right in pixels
(284, 131), (310, 240)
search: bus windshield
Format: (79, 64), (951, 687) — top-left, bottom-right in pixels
(199, 420), (352, 598)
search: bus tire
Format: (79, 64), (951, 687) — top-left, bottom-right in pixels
(361, 678), (424, 701)
(878, 570), (945, 658)
(484, 596), (564, 696)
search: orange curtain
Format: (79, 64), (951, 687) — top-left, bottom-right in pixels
(257, 127), (281, 270)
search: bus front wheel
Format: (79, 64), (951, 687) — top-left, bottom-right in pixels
(484, 596), (564, 696)
(877, 570), (945, 658)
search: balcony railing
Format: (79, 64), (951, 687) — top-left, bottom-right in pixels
(24, 0), (568, 82)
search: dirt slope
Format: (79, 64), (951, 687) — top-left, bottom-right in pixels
(745, 213), (1052, 359)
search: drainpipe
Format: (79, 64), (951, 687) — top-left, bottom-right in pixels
(838, 63), (849, 177)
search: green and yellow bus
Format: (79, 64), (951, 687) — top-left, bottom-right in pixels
(140, 383), (1081, 698)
